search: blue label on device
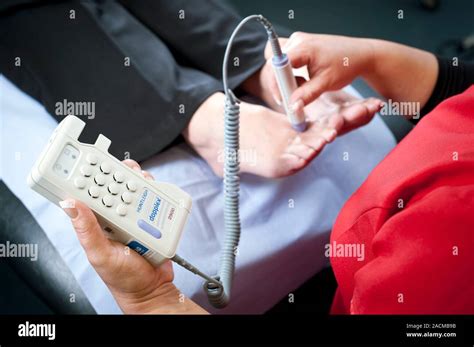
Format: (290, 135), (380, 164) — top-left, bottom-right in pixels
(127, 240), (149, 256)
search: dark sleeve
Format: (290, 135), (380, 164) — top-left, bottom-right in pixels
(413, 56), (474, 124)
(119, 0), (268, 90)
(0, 0), (222, 162)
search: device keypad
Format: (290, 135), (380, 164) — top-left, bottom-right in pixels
(126, 180), (137, 192)
(100, 162), (112, 174)
(86, 154), (98, 165)
(121, 191), (133, 204)
(116, 204), (128, 216)
(94, 174), (106, 186)
(75, 156), (139, 217)
(102, 195), (114, 207)
(74, 177), (86, 189)
(113, 171), (125, 183)
(80, 165), (92, 177)
(88, 186), (100, 198)
(107, 183), (120, 195)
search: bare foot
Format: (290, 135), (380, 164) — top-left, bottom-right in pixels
(183, 92), (338, 178)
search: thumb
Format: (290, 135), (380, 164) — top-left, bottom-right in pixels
(60, 199), (112, 266)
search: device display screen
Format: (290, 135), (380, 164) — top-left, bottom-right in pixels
(53, 144), (79, 178)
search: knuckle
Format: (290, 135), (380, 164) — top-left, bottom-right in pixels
(87, 252), (107, 268)
(289, 31), (304, 43)
(73, 215), (95, 235)
(87, 245), (113, 268)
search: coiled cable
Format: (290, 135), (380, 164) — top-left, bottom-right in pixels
(173, 15), (281, 309)
(204, 15), (281, 308)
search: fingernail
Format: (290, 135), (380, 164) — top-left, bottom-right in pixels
(133, 166), (140, 172)
(369, 100), (383, 112)
(290, 99), (304, 113)
(60, 199), (78, 219)
(368, 104), (378, 112)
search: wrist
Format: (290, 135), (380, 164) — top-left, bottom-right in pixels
(116, 283), (208, 314)
(360, 38), (381, 81)
(360, 39), (438, 110)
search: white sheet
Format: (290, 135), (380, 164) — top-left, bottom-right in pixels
(0, 75), (395, 313)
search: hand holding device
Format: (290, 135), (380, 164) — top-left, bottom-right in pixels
(268, 33), (375, 107)
(28, 115), (192, 266)
(267, 33), (438, 116)
(271, 49), (308, 131)
(60, 167), (207, 314)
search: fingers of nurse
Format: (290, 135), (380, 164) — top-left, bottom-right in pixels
(341, 98), (382, 128)
(122, 159), (154, 180)
(290, 77), (328, 107)
(284, 32), (318, 69)
(123, 159), (141, 171)
(141, 170), (154, 180)
(269, 70), (309, 108)
(295, 76), (307, 87)
(60, 199), (112, 267)
(283, 38), (329, 105)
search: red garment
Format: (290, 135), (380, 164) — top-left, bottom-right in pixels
(330, 86), (474, 314)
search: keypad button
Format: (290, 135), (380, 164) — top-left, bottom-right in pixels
(113, 171), (125, 183)
(94, 174), (106, 186)
(126, 180), (137, 192)
(102, 195), (114, 207)
(74, 177), (86, 189)
(100, 162), (112, 174)
(80, 165), (92, 177)
(88, 186), (100, 198)
(116, 204), (127, 216)
(86, 154), (98, 165)
(121, 191), (133, 204)
(107, 183), (120, 195)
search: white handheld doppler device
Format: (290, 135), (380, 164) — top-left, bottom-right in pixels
(272, 53), (307, 132)
(27, 115), (192, 266)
